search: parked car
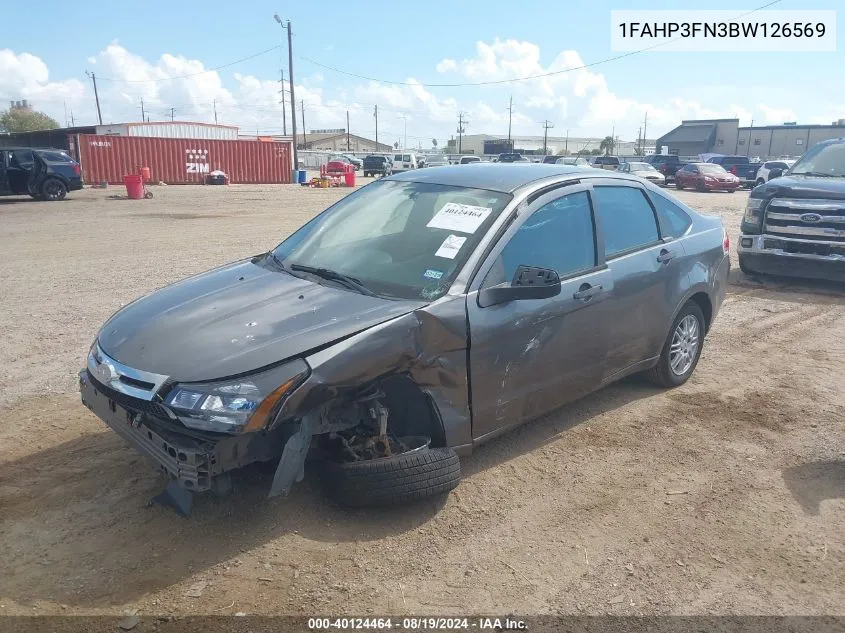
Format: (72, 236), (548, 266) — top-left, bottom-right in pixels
(738, 137), (845, 282)
(644, 154), (684, 183)
(0, 147), (83, 200)
(675, 163), (740, 192)
(497, 153), (524, 163)
(392, 152), (418, 172)
(328, 154), (360, 171)
(555, 156), (590, 167)
(362, 155), (393, 178)
(704, 155), (755, 187)
(425, 155), (450, 168)
(591, 156), (620, 170)
(79, 164), (729, 514)
(618, 161), (666, 185)
(754, 159), (796, 186)
(342, 155), (363, 171)
(459, 156), (482, 164)
(541, 155), (559, 164)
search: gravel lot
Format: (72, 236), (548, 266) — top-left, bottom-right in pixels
(0, 179), (843, 617)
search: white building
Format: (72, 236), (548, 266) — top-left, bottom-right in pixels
(446, 133), (655, 157)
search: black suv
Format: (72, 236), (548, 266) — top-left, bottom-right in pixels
(0, 147), (83, 200)
(738, 137), (845, 283)
(362, 155), (392, 178)
(497, 153), (523, 163)
(644, 154), (684, 182)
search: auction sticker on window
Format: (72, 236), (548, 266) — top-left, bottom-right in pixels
(435, 234), (467, 259)
(427, 202), (492, 234)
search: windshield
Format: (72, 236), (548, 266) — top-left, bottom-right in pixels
(628, 162), (655, 171)
(789, 142), (845, 177)
(271, 180), (512, 300)
(699, 164), (728, 175)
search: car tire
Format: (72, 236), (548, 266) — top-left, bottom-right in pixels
(675, 181), (683, 190)
(322, 441), (461, 508)
(646, 301), (706, 388)
(40, 178), (68, 201)
(756, 179), (765, 186)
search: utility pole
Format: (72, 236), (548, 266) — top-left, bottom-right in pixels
(637, 126), (642, 155)
(610, 123), (615, 154)
(643, 111), (648, 153)
(275, 14), (298, 168)
(278, 68), (286, 136)
(398, 114), (408, 149)
(213, 99), (218, 125)
(542, 120), (554, 154)
(168, 107), (175, 122)
(86, 71), (103, 125)
(374, 104), (379, 151)
(140, 98), (145, 122)
(70, 111), (75, 127)
(346, 110), (351, 151)
(457, 112), (468, 154)
(565, 129), (569, 154)
(301, 99), (306, 150)
(506, 95), (513, 150)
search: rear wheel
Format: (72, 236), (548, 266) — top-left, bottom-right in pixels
(646, 301), (705, 388)
(40, 178), (67, 201)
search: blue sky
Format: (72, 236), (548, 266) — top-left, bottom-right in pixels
(1, 0), (841, 144)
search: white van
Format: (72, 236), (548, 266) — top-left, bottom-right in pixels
(392, 152), (418, 172)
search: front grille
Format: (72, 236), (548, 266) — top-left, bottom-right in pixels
(764, 198), (845, 243)
(87, 370), (174, 421)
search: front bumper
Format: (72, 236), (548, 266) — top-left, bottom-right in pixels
(737, 234), (845, 283)
(79, 370), (280, 492)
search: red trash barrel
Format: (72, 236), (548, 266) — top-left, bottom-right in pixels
(123, 174), (144, 199)
(344, 169), (356, 187)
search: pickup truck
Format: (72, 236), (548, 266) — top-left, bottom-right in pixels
(738, 137), (845, 283)
(362, 155), (392, 177)
(643, 154), (684, 183)
(705, 155), (757, 188)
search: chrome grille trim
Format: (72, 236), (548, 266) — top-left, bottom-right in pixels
(87, 343), (170, 401)
(766, 212), (845, 224)
(765, 225), (845, 239)
(769, 198), (845, 212)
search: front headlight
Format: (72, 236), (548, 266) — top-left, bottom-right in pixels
(164, 359), (309, 433)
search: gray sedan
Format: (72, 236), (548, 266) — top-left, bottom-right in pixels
(80, 164), (730, 513)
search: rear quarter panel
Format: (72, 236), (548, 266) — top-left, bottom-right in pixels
(678, 215), (730, 328)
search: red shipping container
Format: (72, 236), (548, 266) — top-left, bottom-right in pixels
(75, 134), (293, 185)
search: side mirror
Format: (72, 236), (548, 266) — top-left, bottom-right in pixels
(768, 168), (784, 180)
(478, 265), (561, 308)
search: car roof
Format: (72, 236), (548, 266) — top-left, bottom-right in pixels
(386, 163), (643, 193)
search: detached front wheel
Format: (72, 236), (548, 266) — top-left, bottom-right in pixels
(322, 437), (461, 507)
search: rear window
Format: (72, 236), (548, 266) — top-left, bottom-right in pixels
(649, 190), (693, 238)
(394, 155), (403, 162)
(403, 154), (412, 162)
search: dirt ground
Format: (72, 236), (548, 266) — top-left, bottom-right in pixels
(0, 178), (842, 618)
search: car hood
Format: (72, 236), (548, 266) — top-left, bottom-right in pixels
(97, 257), (426, 382)
(760, 175), (845, 199)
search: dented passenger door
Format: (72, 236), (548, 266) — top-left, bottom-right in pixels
(466, 185), (614, 442)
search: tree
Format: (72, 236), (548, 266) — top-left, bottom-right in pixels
(590, 148), (602, 155)
(599, 136), (614, 156)
(431, 138), (438, 149)
(556, 148), (570, 156)
(576, 149), (592, 155)
(0, 108), (59, 133)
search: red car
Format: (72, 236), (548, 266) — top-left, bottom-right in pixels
(674, 163), (739, 192)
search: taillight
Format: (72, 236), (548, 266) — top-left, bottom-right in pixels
(730, 165), (737, 175)
(73, 164), (81, 175)
(723, 228), (730, 253)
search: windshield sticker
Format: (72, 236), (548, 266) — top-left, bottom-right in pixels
(423, 268), (444, 280)
(435, 234), (467, 259)
(426, 202), (492, 234)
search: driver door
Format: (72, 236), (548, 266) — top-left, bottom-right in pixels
(466, 185), (614, 442)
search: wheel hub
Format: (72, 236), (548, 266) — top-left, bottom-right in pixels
(669, 314), (699, 376)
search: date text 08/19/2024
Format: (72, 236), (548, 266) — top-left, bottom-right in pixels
(307, 617), (527, 630)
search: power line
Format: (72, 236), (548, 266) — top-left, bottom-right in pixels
(96, 45), (282, 83)
(299, 0), (781, 88)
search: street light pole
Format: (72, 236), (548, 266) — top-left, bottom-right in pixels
(275, 14), (298, 171)
(398, 114), (408, 149)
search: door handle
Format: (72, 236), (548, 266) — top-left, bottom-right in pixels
(657, 249), (674, 264)
(573, 283), (602, 301)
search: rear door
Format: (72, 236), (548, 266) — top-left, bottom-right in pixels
(467, 185), (614, 440)
(588, 181), (690, 380)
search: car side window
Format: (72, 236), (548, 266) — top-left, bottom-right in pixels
(592, 186), (660, 257)
(482, 191), (596, 288)
(649, 191), (692, 238)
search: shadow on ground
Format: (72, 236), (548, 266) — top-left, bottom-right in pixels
(782, 460), (845, 515)
(0, 378), (659, 606)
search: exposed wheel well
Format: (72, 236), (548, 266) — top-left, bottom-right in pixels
(378, 375), (447, 447)
(688, 292), (713, 333)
